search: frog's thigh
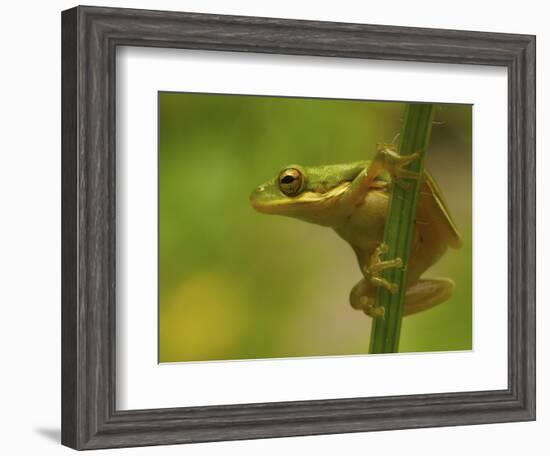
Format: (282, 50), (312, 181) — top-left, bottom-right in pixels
(403, 278), (455, 316)
(349, 278), (454, 316)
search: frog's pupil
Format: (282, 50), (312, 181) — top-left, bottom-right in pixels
(281, 175), (295, 184)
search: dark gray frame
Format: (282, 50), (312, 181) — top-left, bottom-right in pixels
(61, 5), (536, 450)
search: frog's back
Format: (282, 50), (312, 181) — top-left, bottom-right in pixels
(417, 170), (462, 249)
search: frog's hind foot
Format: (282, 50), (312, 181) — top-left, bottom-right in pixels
(352, 296), (385, 319)
(363, 243), (403, 294)
(361, 296), (385, 319)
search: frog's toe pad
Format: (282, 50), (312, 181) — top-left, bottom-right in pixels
(364, 305), (385, 319)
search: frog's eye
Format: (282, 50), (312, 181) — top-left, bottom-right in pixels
(278, 168), (304, 196)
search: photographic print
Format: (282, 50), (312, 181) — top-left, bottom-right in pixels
(61, 8), (535, 448)
(158, 92), (472, 363)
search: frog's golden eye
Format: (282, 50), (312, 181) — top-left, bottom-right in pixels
(278, 168), (304, 196)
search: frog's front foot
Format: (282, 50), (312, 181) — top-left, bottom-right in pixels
(376, 144), (421, 182)
(363, 243), (403, 294)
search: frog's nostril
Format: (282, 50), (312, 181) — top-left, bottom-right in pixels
(257, 186), (264, 192)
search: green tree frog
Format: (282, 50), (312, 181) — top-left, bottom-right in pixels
(250, 145), (462, 318)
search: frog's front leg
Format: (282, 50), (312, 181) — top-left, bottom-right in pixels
(373, 143), (422, 181)
(342, 143), (421, 207)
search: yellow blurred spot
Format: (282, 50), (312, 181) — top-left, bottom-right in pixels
(159, 271), (247, 362)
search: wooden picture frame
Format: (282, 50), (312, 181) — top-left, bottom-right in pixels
(61, 5), (535, 450)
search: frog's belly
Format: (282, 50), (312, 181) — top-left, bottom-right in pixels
(333, 190), (388, 253)
(333, 189), (448, 284)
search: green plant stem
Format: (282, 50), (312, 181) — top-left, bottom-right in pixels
(369, 103), (435, 354)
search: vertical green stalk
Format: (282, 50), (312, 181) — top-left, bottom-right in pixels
(369, 103), (434, 354)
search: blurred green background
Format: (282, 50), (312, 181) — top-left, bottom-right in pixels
(158, 92), (472, 363)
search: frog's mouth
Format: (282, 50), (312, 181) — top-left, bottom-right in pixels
(250, 181), (352, 215)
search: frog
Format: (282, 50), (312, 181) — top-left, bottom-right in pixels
(249, 144), (462, 318)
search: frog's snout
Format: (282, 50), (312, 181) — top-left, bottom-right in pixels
(250, 185), (261, 201)
(250, 185), (264, 200)
(250, 185), (269, 212)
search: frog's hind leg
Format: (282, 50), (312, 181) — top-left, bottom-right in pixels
(403, 278), (455, 316)
(349, 277), (454, 318)
(349, 278), (384, 318)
